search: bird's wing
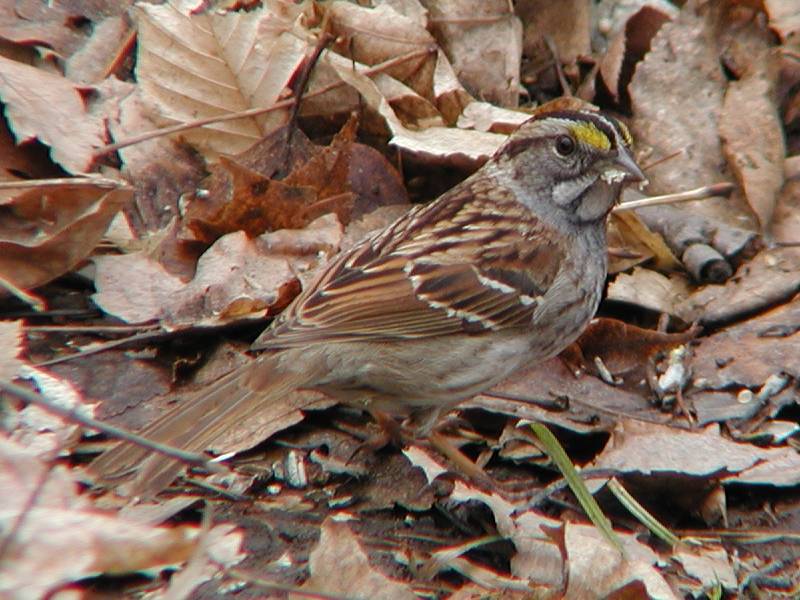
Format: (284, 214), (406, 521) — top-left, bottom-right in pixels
(253, 180), (567, 350)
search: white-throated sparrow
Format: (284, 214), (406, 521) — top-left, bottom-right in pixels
(91, 109), (645, 495)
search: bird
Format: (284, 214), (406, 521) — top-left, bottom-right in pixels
(90, 109), (645, 496)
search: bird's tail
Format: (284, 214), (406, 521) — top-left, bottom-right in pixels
(89, 352), (320, 497)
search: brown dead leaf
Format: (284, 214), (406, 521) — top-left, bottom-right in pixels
(93, 215), (342, 327)
(675, 246), (800, 324)
(469, 356), (672, 436)
(185, 117), (407, 244)
(608, 210), (680, 273)
(592, 419), (772, 477)
(629, 4), (755, 228)
(426, 0), (522, 107)
(719, 42), (785, 230)
(297, 518), (417, 600)
(689, 292), (800, 391)
(773, 171), (800, 246)
(597, 6), (673, 108)
(0, 437), (242, 599)
(517, 0), (590, 80)
(570, 318), (700, 376)
(0, 1), (87, 59)
(327, 1), (436, 100)
(607, 267), (692, 318)
(105, 78), (205, 222)
(134, 1), (310, 156)
(0, 55), (106, 173)
(0, 118), (65, 183)
(0, 180), (132, 291)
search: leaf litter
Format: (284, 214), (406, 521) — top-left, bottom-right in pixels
(0, 0), (799, 598)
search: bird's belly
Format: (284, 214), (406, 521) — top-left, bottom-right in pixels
(311, 332), (534, 411)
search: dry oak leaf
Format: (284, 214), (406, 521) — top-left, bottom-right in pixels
(0, 55), (105, 173)
(0, 180), (132, 291)
(186, 117), (407, 243)
(133, 0), (310, 156)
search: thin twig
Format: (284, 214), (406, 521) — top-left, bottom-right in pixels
(641, 148), (683, 172)
(94, 47), (434, 158)
(0, 380), (224, 474)
(0, 177), (129, 190)
(25, 324), (160, 333)
(614, 182), (734, 212)
(34, 328), (169, 366)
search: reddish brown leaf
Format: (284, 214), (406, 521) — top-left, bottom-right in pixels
(0, 181), (131, 291)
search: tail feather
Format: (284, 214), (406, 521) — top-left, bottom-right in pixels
(89, 354), (318, 497)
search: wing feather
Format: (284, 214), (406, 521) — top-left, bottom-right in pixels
(252, 180), (566, 350)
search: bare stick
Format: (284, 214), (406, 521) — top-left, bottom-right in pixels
(94, 47), (434, 158)
(0, 177), (130, 190)
(614, 182), (735, 212)
(0, 380), (224, 474)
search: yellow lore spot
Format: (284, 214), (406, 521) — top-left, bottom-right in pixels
(568, 121), (611, 151)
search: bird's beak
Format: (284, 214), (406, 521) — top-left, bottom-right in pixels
(600, 147), (647, 186)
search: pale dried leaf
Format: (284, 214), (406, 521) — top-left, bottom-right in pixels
(93, 216), (342, 326)
(0, 320), (24, 381)
(448, 483), (675, 598)
(607, 267), (691, 316)
(457, 100), (531, 133)
(0, 56), (105, 173)
(719, 59), (785, 230)
(764, 0), (800, 41)
(674, 547), (736, 590)
(327, 1), (436, 99)
(298, 518), (417, 600)
(592, 420), (771, 477)
(134, 1), (309, 156)
(629, 6), (754, 228)
(0, 437), (241, 599)
(328, 56), (507, 168)
(561, 522), (678, 599)
(425, 0), (522, 107)
(9, 365), (92, 457)
(0, 182), (132, 291)
(64, 15), (131, 84)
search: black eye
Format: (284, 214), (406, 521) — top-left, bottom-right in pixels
(554, 135), (576, 157)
